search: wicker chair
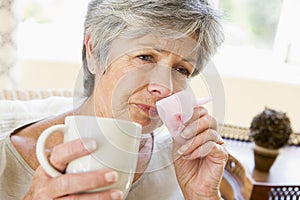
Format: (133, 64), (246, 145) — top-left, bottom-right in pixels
(0, 89), (73, 100)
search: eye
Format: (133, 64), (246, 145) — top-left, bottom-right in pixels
(174, 65), (191, 77)
(137, 55), (154, 62)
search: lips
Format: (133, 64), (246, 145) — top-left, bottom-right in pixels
(134, 103), (158, 117)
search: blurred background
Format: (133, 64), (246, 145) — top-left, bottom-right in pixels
(0, 0), (299, 130)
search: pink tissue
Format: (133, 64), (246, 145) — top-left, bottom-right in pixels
(156, 90), (212, 144)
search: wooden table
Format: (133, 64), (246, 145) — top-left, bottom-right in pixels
(225, 139), (300, 185)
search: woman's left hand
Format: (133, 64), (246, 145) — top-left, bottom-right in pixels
(173, 106), (228, 200)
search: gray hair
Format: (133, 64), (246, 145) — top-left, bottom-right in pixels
(82, 0), (224, 97)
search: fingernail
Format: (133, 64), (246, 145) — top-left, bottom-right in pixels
(218, 137), (225, 144)
(177, 140), (192, 155)
(105, 171), (118, 183)
(110, 190), (123, 200)
(180, 128), (191, 139)
(182, 155), (190, 160)
(177, 144), (188, 155)
(82, 138), (97, 152)
(180, 131), (189, 139)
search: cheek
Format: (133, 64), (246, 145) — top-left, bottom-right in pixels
(93, 73), (121, 117)
(111, 71), (148, 102)
(92, 83), (113, 117)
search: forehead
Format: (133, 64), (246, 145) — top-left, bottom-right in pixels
(108, 33), (199, 64)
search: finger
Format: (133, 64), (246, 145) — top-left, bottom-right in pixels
(181, 114), (217, 140)
(192, 142), (229, 164)
(211, 143), (229, 164)
(184, 141), (227, 160)
(184, 141), (215, 159)
(59, 189), (123, 200)
(49, 138), (97, 172)
(48, 169), (119, 197)
(177, 129), (221, 155)
(184, 106), (208, 126)
(34, 165), (53, 178)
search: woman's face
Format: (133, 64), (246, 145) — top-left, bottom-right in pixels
(90, 34), (198, 133)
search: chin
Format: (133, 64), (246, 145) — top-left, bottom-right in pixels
(128, 106), (162, 133)
(128, 116), (160, 133)
(141, 120), (163, 134)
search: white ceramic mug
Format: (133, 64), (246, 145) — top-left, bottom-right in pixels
(36, 115), (142, 197)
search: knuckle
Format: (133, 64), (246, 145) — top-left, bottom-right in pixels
(220, 146), (229, 161)
(94, 191), (113, 200)
(207, 129), (219, 140)
(210, 116), (217, 125)
(201, 114), (211, 126)
(49, 149), (63, 167)
(215, 142), (229, 160)
(85, 174), (103, 188)
(196, 105), (207, 112)
(65, 194), (80, 200)
(203, 114), (217, 128)
(213, 129), (220, 139)
(56, 175), (72, 193)
(195, 106), (208, 116)
(30, 185), (49, 199)
(211, 118), (218, 129)
(35, 166), (47, 176)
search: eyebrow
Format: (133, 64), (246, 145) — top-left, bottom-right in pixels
(183, 57), (197, 64)
(152, 48), (197, 63)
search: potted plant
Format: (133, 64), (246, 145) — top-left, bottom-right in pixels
(249, 107), (293, 172)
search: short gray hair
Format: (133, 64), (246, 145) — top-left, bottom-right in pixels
(82, 0), (224, 97)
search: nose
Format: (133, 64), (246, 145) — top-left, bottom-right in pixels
(148, 82), (172, 98)
(148, 65), (173, 98)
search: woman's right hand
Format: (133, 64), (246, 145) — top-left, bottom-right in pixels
(24, 138), (123, 200)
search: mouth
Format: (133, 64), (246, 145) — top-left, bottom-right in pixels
(134, 103), (158, 117)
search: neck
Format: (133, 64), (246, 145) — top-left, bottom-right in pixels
(139, 137), (149, 151)
(74, 96), (104, 117)
(132, 133), (154, 183)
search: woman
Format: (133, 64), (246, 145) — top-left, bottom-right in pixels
(1, 0), (228, 199)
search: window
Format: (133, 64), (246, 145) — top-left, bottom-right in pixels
(219, 0), (282, 49)
(18, 0), (88, 62)
(273, 0), (300, 65)
(18, 0), (300, 84)
(214, 0), (300, 85)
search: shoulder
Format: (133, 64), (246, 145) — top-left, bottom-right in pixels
(0, 132), (34, 200)
(10, 129), (41, 170)
(10, 115), (66, 170)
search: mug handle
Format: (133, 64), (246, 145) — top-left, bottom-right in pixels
(36, 124), (66, 177)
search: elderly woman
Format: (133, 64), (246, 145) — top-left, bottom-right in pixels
(1, 0), (228, 199)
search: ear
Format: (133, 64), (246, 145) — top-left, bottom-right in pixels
(85, 34), (98, 74)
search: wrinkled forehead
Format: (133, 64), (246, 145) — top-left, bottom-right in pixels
(108, 32), (199, 65)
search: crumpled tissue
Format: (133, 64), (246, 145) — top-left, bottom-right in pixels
(156, 90), (211, 144)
